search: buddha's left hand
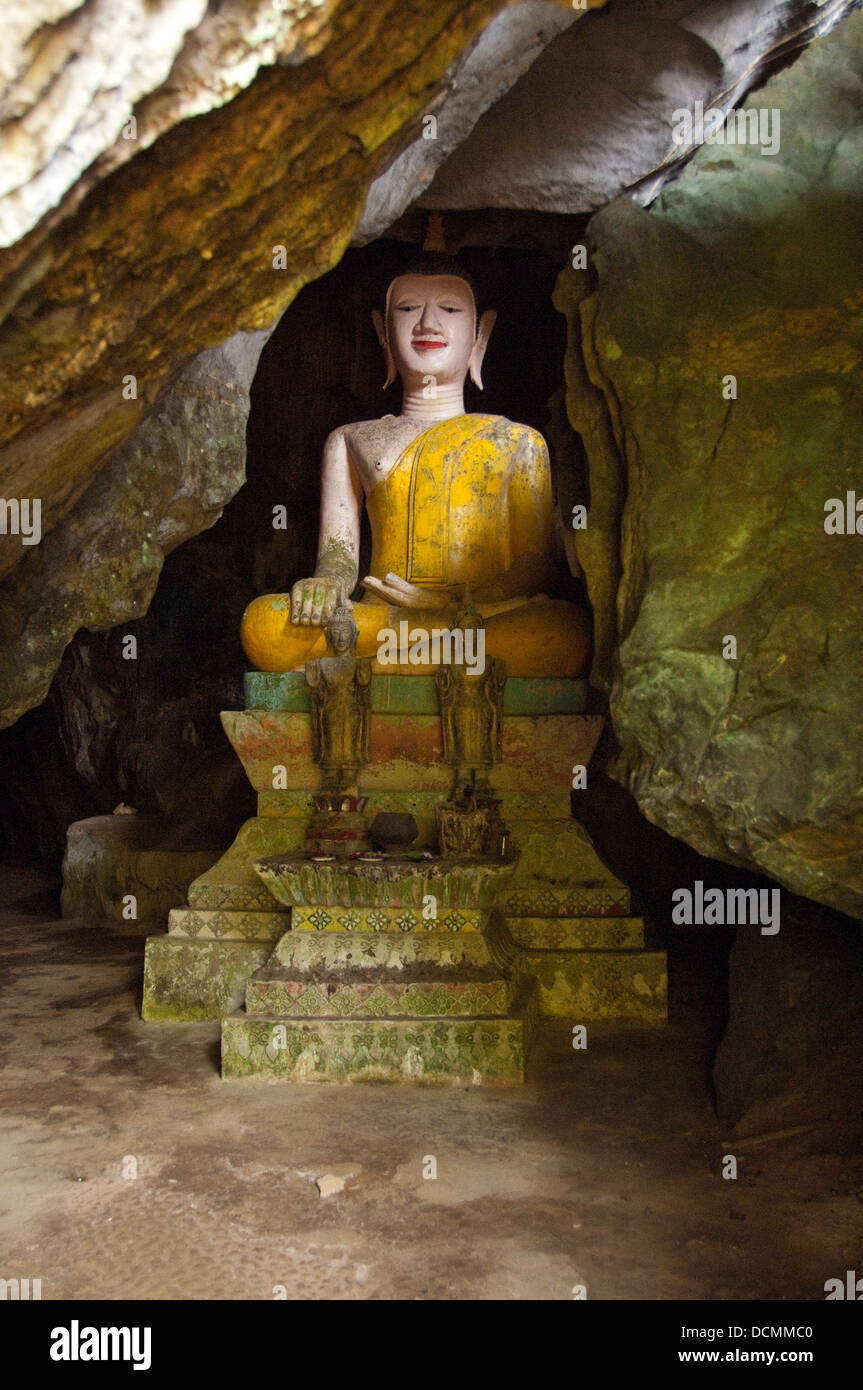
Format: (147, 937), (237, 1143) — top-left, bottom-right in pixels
(362, 572), (455, 608)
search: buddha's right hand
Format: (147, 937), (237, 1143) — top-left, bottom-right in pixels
(290, 575), (342, 626)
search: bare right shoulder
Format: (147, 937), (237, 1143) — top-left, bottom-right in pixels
(339, 416), (406, 477)
(323, 424), (350, 451)
(324, 419), (385, 457)
(341, 416), (398, 447)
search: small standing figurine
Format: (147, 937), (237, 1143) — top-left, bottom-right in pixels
(434, 589), (508, 858)
(305, 591), (372, 796)
(436, 590), (506, 796)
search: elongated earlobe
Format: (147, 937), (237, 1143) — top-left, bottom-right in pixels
(468, 309), (497, 390)
(371, 308), (396, 389)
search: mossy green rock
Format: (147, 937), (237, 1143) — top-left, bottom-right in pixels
(557, 14), (863, 917)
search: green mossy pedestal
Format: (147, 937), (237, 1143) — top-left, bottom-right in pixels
(222, 855), (536, 1084)
(142, 674), (667, 1069)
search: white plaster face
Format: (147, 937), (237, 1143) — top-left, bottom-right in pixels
(386, 273), (477, 386)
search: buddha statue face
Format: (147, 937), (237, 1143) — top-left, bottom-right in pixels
(372, 272), (496, 391)
(326, 614), (358, 655)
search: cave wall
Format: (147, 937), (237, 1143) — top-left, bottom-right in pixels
(1, 0), (342, 250)
(416, 0), (842, 213)
(556, 10), (863, 918)
(0, 331), (267, 729)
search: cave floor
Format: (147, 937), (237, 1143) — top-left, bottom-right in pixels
(0, 867), (860, 1303)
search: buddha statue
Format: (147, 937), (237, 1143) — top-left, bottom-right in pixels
(241, 243), (591, 679)
(436, 591), (506, 794)
(305, 595), (371, 796)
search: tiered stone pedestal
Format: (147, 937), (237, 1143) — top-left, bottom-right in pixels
(222, 856), (536, 1084)
(142, 674), (667, 1071)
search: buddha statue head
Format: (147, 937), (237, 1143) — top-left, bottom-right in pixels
(324, 597), (359, 657)
(372, 251), (497, 392)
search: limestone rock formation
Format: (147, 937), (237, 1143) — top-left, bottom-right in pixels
(417, 0), (847, 214)
(0, 331), (267, 726)
(0, 1), (340, 250)
(3, 0), (855, 746)
(557, 12), (863, 917)
(353, 0), (578, 244)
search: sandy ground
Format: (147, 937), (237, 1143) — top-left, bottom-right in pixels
(1, 867), (860, 1302)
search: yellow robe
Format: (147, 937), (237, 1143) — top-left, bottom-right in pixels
(241, 413), (590, 677)
(365, 413), (557, 600)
